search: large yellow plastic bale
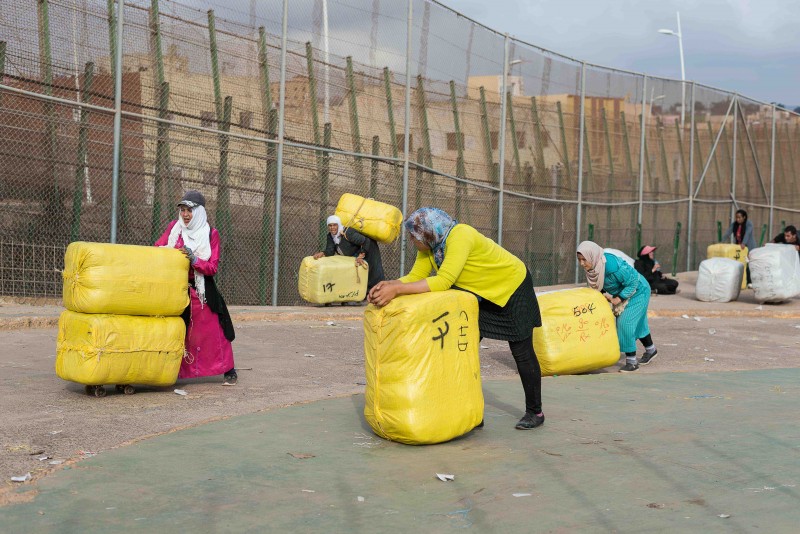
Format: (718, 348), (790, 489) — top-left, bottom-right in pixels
(63, 242), (190, 316)
(297, 256), (369, 304)
(335, 193), (403, 244)
(707, 243), (748, 289)
(364, 291), (483, 445)
(533, 287), (620, 376)
(56, 310), (185, 386)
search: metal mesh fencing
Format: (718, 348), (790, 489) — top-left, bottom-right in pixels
(1, 0), (799, 305)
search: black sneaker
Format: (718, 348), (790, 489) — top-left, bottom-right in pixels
(515, 412), (545, 430)
(619, 362), (639, 372)
(223, 371), (238, 385)
(639, 349), (658, 365)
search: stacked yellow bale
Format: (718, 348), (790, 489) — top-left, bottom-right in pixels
(707, 243), (748, 289)
(57, 242), (189, 396)
(363, 291), (483, 445)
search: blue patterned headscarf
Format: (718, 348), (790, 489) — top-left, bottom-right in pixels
(404, 207), (458, 268)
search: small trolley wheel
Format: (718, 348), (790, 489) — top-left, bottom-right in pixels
(115, 385), (125, 393)
(123, 385), (135, 395)
(85, 385), (94, 396)
(93, 386), (107, 398)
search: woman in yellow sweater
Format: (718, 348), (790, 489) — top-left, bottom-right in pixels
(368, 207), (544, 430)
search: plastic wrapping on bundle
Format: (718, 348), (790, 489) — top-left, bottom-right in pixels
(533, 287), (620, 376)
(63, 241), (189, 316)
(363, 290), (482, 445)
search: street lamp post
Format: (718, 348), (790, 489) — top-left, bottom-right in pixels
(658, 11), (685, 129)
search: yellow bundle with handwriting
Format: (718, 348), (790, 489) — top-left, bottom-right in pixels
(363, 290), (483, 445)
(533, 287), (620, 376)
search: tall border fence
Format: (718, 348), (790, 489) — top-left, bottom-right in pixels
(1, 0), (798, 304)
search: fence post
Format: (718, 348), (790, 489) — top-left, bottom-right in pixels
(345, 56), (365, 189)
(399, 0), (412, 274)
(383, 67), (401, 182)
(71, 62), (94, 242)
(109, 0), (124, 243)
(305, 41), (328, 246)
(672, 221), (681, 276)
(686, 82), (696, 271)
(0, 41), (5, 107)
(731, 94), (738, 220)
(257, 27), (274, 305)
(38, 0), (60, 205)
(636, 76), (647, 242)
(216, 96), (233, 285)
(507, 92), (522, 181)
(556, 101), (572, 182)
(108, 0), (129, 235)
(448, 80), (467, 220)
(479, 87), (495, 181)
(602, 107), (614, 236)
(574, 61), (586, 283)
(270, 0), (289, 306)
(320, 123), (332, 250)
(370, 135), (380, 199)
(415, 75), (433, 170)
(530, 97), (547, 181)
(769, 105), (776, 235)
(786, 123), (797, 179)
(497, 34), (509, 245)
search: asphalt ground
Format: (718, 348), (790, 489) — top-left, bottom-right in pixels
(1, 272), (799, 531)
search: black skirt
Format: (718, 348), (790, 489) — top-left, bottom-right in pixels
(478, 269), (541, 342)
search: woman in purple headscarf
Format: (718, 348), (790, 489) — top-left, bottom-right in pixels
(368, 207), (545, 430)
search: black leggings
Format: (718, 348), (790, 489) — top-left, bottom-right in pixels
(509, 337), (543, 414)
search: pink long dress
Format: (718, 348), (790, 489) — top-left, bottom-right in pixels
(155, 220), (235, 378)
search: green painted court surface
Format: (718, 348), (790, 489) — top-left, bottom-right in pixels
(3, 370), (799, 532)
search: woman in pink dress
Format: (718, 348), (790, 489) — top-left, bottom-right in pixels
(154, 190), (237, 385)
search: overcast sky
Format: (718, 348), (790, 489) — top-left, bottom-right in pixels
(449, 0), (799, 107)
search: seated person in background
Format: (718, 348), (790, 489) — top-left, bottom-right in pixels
(771, 225), (799, 254)
(634, 246), (679, 295)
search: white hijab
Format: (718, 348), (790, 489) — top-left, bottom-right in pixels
(327, 214), (343, 245)
(165, 205), (212, 304)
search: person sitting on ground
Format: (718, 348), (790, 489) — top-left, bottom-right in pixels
(771, 225), (800, 255)
(313, 215), (385, 295)
(634, 245), (679, 295)
(577, 241), (658, 372)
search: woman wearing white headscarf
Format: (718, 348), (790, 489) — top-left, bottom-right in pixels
(155, 190), (237, 385)
(313, 214), (385, 293)
(577, 241), (657, 372)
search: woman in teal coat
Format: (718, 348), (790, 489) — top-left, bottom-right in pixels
(577, 241), (658, 372)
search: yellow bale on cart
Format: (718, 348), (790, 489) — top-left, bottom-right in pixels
(63, 241), (189, 316)
(56, 311), (185, 392)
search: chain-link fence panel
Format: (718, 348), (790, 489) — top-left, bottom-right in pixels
(2, 0), (800, 303)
